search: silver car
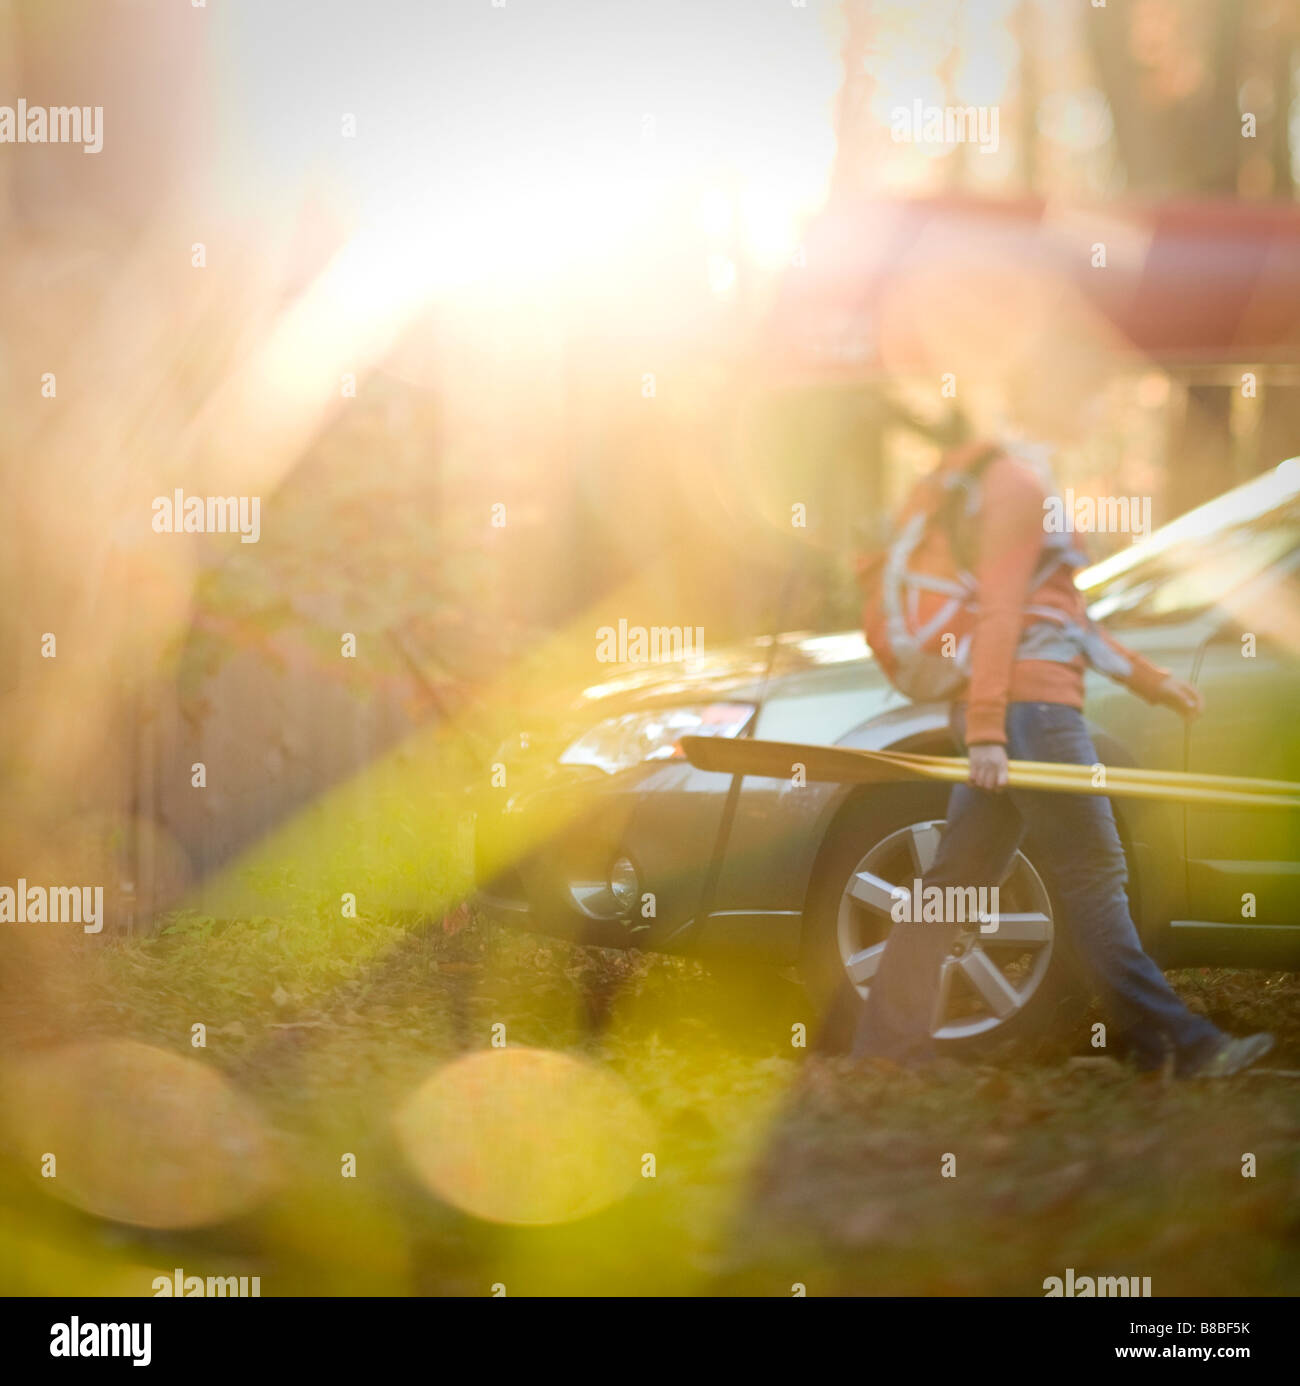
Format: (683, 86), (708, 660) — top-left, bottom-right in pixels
(474, 462), (1300, 1055)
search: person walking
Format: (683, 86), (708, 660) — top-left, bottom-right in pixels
(852, 439), (1274, 1077)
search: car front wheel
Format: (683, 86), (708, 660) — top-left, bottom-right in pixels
(801, 786), (1085, 1058)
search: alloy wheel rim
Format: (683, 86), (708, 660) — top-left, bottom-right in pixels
(836, 819), (1055, 1039)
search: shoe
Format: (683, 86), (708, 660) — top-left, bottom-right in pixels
(1187, 1032), (1274, 1078)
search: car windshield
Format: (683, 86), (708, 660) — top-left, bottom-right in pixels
(1084, 493), (1300, 627)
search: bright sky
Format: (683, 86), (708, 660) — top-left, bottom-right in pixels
(211, 0), (842, 292)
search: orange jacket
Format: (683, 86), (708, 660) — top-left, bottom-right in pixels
(961, 450), (1170, 746)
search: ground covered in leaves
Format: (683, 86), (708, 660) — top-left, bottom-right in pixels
(2, 903), (1298, 1297)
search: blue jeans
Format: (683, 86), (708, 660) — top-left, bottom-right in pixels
(851, 701), (1223, 1073)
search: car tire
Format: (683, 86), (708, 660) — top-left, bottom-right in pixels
(800, 784), (1087, 1059)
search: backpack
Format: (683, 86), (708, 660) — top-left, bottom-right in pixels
(857, 442), (1121, 702)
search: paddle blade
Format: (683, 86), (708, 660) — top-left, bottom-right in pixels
(678, 736), (912, 785)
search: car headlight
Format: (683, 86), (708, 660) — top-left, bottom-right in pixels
(558, 703), (755, 775)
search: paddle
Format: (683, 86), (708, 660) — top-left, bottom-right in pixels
(679, 737), (1300, 810)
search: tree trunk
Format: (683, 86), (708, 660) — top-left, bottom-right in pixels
(1257, 382), (1300, 474)
(1167, 384), (1233, 514)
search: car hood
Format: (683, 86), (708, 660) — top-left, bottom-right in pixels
(570, 630), (879, 714)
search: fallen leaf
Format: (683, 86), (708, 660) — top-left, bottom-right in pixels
(442, 904), (472, 935)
